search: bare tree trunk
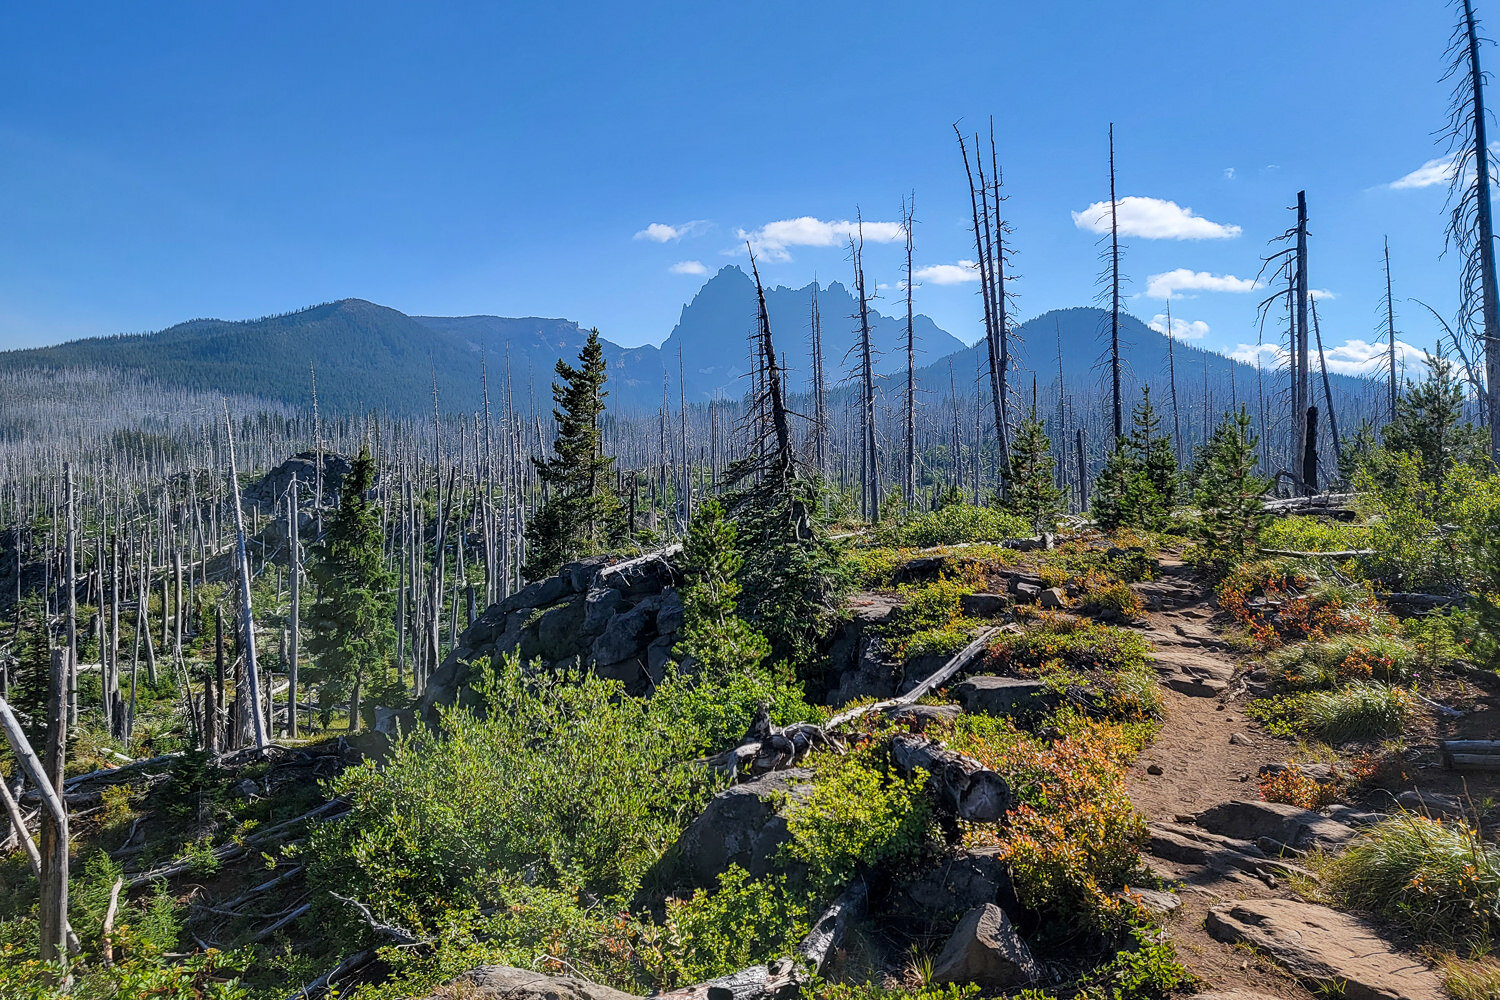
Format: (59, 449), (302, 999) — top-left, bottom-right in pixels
(852, 222), (879, 520)
(1294, 191), (1311, 485)
(287, 476), (300, 739)
(64, 465), (76, 732)
(1109, 123), (1123, 441)
(224, 403), (267, 753)
(1459, 0), (1500, 462)
(0, 695), (68, 977)
(1311, 298), (1344, 473)
(810, 284), (828, 476)
(1165, 300), (1182, 461)
(1385, 236), (1399, 422)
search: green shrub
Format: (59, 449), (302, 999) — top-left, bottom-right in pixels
(1320, 812), (1500, 950)
(877, 504), (1030, 549)
(881, 580), (977, 661)
(642, 867), (809, 988)
(1357, 454), (1500, 594)
(307, 653), (714, 935)
(784, 743), (934, 895)
(1250, 682), (1411, 744)
(1261, 515), (1372, 556)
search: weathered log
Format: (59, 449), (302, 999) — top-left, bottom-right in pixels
(125, 798), (346, 888)
(1442, 740), (1500, 771)
(825, 628), (997, 730)
(279, 948), (377, 1000)
(796, 880), (866, 971)
(890, 734), (1011, 823)
(597, 543), (683, 584)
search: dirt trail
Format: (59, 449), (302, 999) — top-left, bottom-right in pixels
(1122, 558), (1324, 995)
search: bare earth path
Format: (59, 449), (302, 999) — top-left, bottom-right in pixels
(1122, 558), (1445, 999)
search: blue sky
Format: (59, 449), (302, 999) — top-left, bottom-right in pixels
(0, 1), (1477, 375)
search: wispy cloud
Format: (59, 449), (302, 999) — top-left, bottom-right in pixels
(1145, 268), (1259, 299)
(912, 260), (979, 285)
(1231, 337), (1427, 376)
(1071, 196), (1241, 240)
(669, 260), (708, 276)
(1385, 155), (1457, 190)
(735, 216), (904, 261)
(1223, 167), (1236, 181)
(634, 220), (710, 242)
(1310, 288), (1336, 301)
(1149, 314), (1210, 340)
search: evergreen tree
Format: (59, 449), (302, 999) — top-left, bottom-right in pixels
(1091, 387), (1179, 531)
(307, 445), (393, 730)
(525, 330), (624, 578)
(1007, 407), (1064, 533)
(677, 499), (769, 675)
(1192, 408), (1270, 573)
(1381, 353), (1489, 481)
(1338, 420), (1381, 484)
(1090, 438), (1133, 531)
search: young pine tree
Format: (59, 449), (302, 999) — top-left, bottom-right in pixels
(1192, 408), (1270, 573)
(1007, 407), (1064, 533)
(1092, 387), (1179, 531)
(307, 446), (394, 730)
(525, 330), (625, 578)
(1381, 353), (1489, 482)
(676, 499), (769, 675)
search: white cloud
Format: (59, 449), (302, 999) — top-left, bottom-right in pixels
(1309, 288), (1336, 301)
(669, 260), (708, 276)
(1223, 167), (1236, 180)
(1149, 314), (1210, 340)
(1386, 155), (1457, 190)
(735, 216), (904, 261)
(1145, 268), (1259, 299)
(1230, 337), (1426, 376)
(912, 260), (980, 285)
(634, 220), (710, 242)
(1231, 343), (1284, 369)
(1071, 196), (1241, 240)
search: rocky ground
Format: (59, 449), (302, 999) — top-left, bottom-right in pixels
(1124, 556), (1494, 1000)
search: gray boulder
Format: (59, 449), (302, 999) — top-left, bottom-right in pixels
(591, 596), (660, 666)
(656, 589), (684, 634)
(932, 903), (1041, 989)
(536, 598), (587, 662)
(960, 592), (1010, 617)
(583, 586), (624, 634)
(952, 676), (1057, 718)
(669, 768), (814, 889)
(896, 850), (1014, 929)
(1194, 800), (1356, 851)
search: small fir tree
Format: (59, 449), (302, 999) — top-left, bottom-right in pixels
(1381, 353), (1489, 481)
(1007, 407), (1064, 533)
(307, 445), (394, 729)
(677, 499), (769, 675)
(525, 330), (625, 577)
(1091, 387), (1179, 531)
(1192, 408), (1270, 573)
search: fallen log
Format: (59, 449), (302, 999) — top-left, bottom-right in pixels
(597, 543), (683, 584)
(890, 734), (1011, 823)
(824, 628), (997, 730)
(125, 798), (347, 888)
(280, 948), (377, 1000)
(1441, 740), (1500, 771)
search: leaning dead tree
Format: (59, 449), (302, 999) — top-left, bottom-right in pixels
(1445, 0), (1500, 462)
(955, 121), (1012, 497)
(1105, 124), (1124, 440)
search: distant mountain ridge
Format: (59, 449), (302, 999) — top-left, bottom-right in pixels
(0, 270), (1367, 420)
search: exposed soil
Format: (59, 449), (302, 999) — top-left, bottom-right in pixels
(1120, 555), (1499, 996)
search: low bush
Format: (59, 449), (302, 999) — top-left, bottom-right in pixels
(784, 742), (934, 896)
(1320, 812), (1500, 950)
(1260, 515), (1372, 556)
(953, 713), (1147, 932)
(876, 504), (1030, 549)
(881, 580), (978, 662)
(638, 867), (809, 988)
(1258, 766), (1341, 811)
(1443, 956), (1500, 1000)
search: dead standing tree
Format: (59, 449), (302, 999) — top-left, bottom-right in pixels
(849, 219), (881, 521)
(1257, 191), (1317, 492)
(1444, 0), (1500, 462)
(902, 195), (919, 507)
(955, 123), (1010, 496)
